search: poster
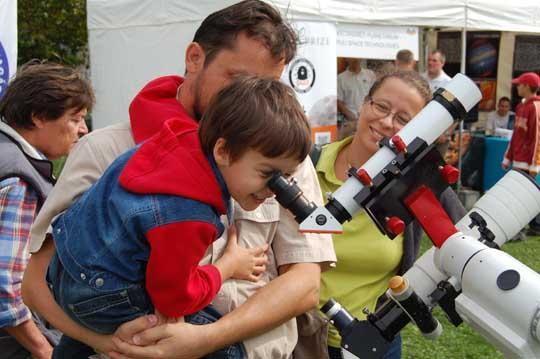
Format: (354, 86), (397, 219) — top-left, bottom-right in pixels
(337, 24), (419, 60)
(437, 31), (500, 112)
(283, 21), (337, 145)
(467, 32), (500, 112)
(0, 0), (17, 98)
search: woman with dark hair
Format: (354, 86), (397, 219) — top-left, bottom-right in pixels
(0, 60), (94, 358)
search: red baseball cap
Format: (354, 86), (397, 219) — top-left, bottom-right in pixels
(511, 72), (540, 87)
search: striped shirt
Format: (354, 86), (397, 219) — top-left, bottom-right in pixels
(0, 177), (38, 328)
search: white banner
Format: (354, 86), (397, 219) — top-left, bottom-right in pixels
(282, 21), (337, 145)
(337, 24), (419, 60)
(0, 0), (17, 98)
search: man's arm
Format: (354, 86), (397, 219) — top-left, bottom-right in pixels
(23, 124), (135, 353)
(22, 236), (115, 353)
(110, 262), (320, 359)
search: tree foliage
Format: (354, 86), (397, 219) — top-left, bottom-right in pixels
(18, 0), (87, 66)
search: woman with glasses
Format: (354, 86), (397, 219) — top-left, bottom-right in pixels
(297, 71), (466, 359)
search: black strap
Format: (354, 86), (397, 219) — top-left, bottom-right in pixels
(309, 144), (323, 167)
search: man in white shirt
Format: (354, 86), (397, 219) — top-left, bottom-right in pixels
(337, 58), (376, 123)
(485, 96), (514, 135)
(422, 50), (451, 92)
(395, 49), (416, 71)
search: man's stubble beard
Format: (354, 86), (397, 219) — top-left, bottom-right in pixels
(192, 75), (204, 122)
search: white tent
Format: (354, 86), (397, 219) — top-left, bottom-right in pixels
(87, 0), (540, 129)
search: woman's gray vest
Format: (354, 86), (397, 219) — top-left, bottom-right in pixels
(0, 130), (55, 209)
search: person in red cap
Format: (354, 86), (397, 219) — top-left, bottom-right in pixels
(503, 71), (540, 235)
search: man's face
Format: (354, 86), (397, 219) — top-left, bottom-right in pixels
(497, 100), (510, 116)
(191, 33), (286, 119)
(427, 53), (444, 77)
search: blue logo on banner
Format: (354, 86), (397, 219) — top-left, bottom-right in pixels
(0, 41), (9, 99)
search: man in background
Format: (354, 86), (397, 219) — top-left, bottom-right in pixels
(422, 49), (451, 92)
(395, 49), (416, 71)
(337, 58), (376, 139)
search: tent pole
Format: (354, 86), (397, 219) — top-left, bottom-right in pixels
(457, 2), (468, 192)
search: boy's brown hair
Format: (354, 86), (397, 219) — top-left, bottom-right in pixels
(199, 75), (311, 163)
(0, 60), (95, 129)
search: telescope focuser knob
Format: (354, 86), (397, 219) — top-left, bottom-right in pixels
(356, 168), (373, 187)
(386, 216), (405, 236)
(391, 135), (407, 154)
(439, 164), (460, 185)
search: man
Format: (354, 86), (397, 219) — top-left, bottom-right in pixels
(502, 72), (540, 236)
(422, 49), (451, 92)
(337, 58), (376, 123)
(337, 58), (376, 139)
(394, 49), (416, 71)
(485, 97), (514, 135)
(0, 62), (93, 358)
(22, 1), (336, 358)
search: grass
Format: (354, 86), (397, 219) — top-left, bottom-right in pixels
(401, 235), (540, 359)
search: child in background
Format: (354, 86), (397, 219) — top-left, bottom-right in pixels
(47, 76), (312, 357)
(503, 72), (540, 236)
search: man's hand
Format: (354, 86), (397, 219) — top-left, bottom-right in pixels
(501, 162), (509, 171)
(109, 316), (213, 359)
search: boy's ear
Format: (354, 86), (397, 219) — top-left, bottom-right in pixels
(213, 138), (230, 166)
(185, 42), (206, 75)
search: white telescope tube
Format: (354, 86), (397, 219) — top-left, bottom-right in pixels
(302, 74), (482, 232)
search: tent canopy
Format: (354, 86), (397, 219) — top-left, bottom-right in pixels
(88, 1), (540, 32)
(87, 0), (540, 129)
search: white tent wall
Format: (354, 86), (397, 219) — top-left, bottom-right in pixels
(87, 0), (240, 128)
(87, 0), (540, 129)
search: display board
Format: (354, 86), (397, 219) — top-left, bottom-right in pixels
(0, 0), (17, 98)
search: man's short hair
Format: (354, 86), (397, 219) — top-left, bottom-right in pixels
(0, 60), (94, 129)
(498, 96), (511, 104)
(430, 49), (446, 63)
(199, 75), (311, 163)
(193, 0), (298, 66)
(396, 49), (414, 64)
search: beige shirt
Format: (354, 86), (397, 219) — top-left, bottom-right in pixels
(29, 122), (336, 359)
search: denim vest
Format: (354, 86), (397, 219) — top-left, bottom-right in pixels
(53, 147), (229, 293)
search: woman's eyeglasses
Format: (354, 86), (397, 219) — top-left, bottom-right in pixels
(367, 97), (412, 127)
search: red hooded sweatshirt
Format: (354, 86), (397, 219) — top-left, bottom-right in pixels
(503, 95), (540, 173)
(118, 76), (227, 317)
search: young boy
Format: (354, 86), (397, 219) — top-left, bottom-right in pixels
(46, 76), (311, 356)
(503, 72), (540, 236)
(503, 72), (540, 174)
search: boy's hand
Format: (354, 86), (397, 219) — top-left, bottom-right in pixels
(215, 225), (268, 282)
(155, 309), (184, 325)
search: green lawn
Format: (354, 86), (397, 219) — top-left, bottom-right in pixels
(401, 235), (540, 359)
